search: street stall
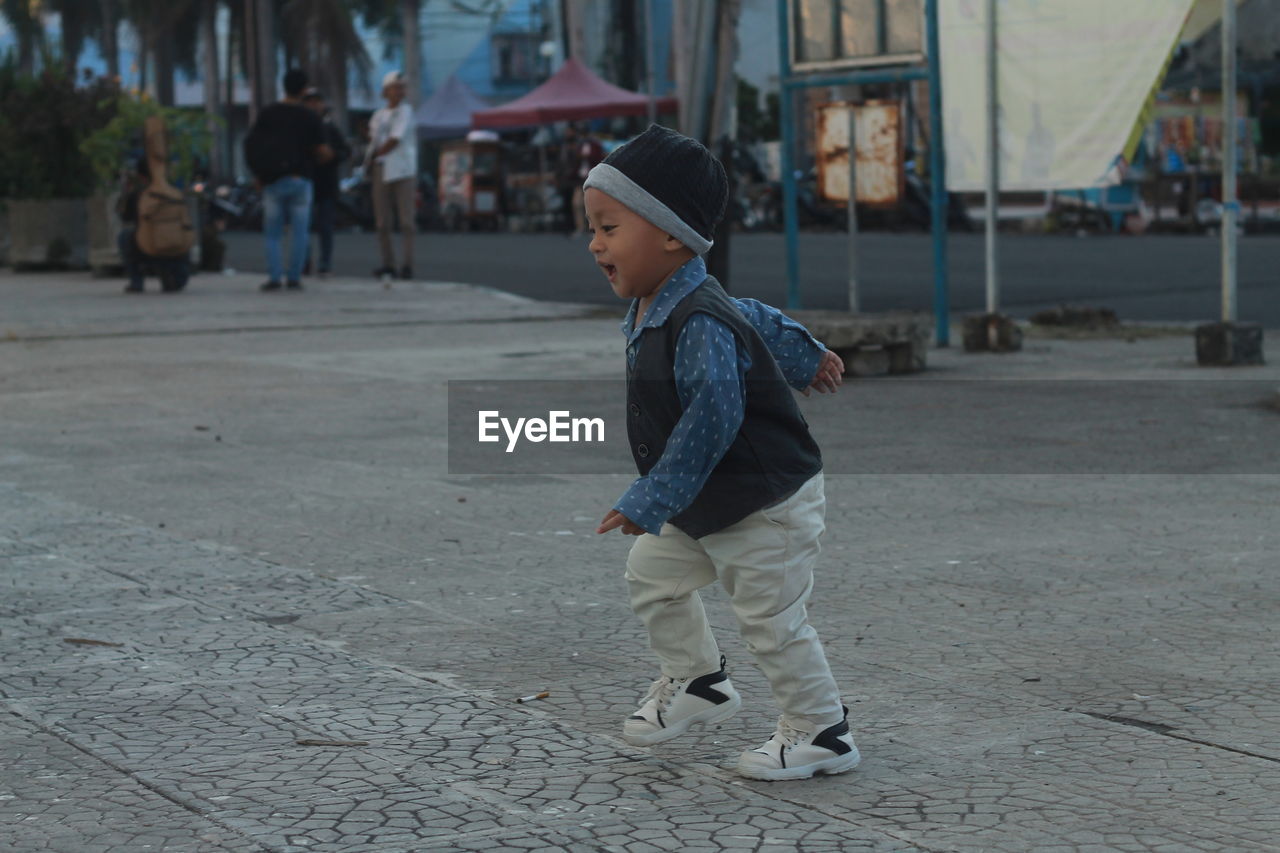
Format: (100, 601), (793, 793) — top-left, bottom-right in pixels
(415, 74), (493, 230)
(437, 132), (503, 231)
(415, 73), (491, 141)
(471, 58), (677, 231)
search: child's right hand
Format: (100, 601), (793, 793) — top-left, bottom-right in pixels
(597, 509), (645, 536)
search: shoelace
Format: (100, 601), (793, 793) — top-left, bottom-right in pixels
(641, 675), (685, 710)
(771, 717), (808, 749)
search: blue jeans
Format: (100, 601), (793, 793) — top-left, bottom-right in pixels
(262, 176), (313, 283)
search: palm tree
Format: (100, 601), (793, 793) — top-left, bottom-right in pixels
(240, 0), (279, 118)
(97, 0), (121, 80)
(1, 0), (45, 75)
(400, 0), (420, 106)
(46, 0), (100, 75)
(122, 0), (197, 104)
(41, 1), (80, 73)
(356, 0), (423, 105)
(281, 0), (373, 132)
(199, 0), (222, 175)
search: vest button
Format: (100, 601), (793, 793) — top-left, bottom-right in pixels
(629, 403), (640, 416)
(637, 443), (650, 458)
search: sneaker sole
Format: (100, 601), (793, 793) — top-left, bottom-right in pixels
(622, 694), (742, 747)
(735, 747), (862, 781)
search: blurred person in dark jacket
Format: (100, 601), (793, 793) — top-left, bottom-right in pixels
(243, 68), (333, 291)
(117, 155), (150, 293)
(303, 87), (352, 278)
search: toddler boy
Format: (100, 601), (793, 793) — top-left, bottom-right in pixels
(587, 125), (857, 781)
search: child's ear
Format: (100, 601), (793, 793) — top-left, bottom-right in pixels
(663, 234), (685, 253)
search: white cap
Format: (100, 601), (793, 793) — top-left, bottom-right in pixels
(382, 71), (405, 90)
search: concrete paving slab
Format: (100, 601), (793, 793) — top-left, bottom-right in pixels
(0, 717), (266, 852)
(2, 269), (1279, 850)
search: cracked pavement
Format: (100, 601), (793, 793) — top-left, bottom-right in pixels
(1, 269), (1278, 852)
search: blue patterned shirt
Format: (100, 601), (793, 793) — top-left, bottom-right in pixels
(615, 257), (827, 535)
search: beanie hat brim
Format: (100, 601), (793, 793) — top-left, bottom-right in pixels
(583, 163), (713, 255)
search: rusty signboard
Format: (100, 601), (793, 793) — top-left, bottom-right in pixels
(815, 100), (904, 207)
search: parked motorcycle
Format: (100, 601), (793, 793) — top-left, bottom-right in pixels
(190, 180), (227, 270)
(205, 179), (262, 231)
(335, 168), (437, 231)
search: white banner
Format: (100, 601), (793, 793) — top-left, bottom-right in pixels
(940, 0), (1194, 191)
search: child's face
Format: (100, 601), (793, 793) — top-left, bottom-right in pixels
(584, 188), (691, 302)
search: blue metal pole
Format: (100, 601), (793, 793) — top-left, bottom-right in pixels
(925, 0), (950, 346)
(777, 0), (802, 309)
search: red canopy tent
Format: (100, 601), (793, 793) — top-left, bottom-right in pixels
(471, 58), (677, 129)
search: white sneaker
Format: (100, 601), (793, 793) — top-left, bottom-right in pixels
(736, 707), (860, 781)
(623, 656), (742, 747)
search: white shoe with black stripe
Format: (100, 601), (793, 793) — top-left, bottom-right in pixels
(622, 656), (742, 747)
(736, 706), (861, 781)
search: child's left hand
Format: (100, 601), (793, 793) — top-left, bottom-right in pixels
(803, 350), (845, 395)
(597, 509), (645, 535)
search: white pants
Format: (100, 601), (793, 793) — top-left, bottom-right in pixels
(625, 472), (844, 729)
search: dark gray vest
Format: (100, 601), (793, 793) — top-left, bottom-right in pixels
(626, 276), (822, 539)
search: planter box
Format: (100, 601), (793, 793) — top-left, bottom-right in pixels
(88, 191), (123, 273)
(7, 198), (90, 270)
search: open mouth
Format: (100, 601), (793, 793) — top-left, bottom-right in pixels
(600, 263), (617, 283)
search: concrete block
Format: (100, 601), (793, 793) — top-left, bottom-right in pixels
(788, 310), (931, 376)
(888, 340), (926, 373)
(840, 346), (891, 377)
(963, 312), (1024, 352)
(1195, 321), (1265, 366)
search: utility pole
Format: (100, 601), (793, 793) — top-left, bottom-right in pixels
(1220, 0), (1238, 324)
(1194, 0), (1262, 366)
(984, 0), (999, 315)
(674, 0), (718, 141)
(963, 0), (1019, 352)
(100, 0), (120, 80)
(564, 0), (586, 63)
(846, 105), (859, 313)
(704, 0), (741, 289)
(245, 0), (260, 122)
(707, 0), (740, 143)
(256, 0), (277, 107)
(199, 0), (222, 177)
(401, 0), (421, 107)
(645, 0), (657, 123)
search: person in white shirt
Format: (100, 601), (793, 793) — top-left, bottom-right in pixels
(366, 71), (418, 280)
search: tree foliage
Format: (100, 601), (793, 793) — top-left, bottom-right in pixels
(282, 0), (374, 90)
(0, 0), (44, 70)
(81, 91), (216, 190)
(0, 60), (119, 198)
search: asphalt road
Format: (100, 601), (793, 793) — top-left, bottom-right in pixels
(223, 229), (1280, 326)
